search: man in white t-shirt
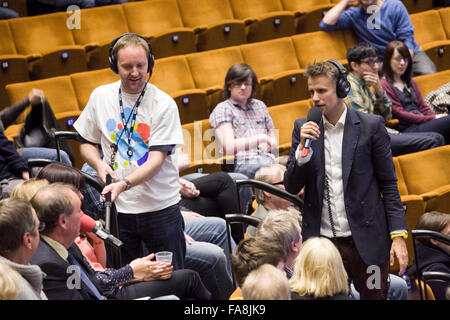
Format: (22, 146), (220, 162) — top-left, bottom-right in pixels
(74, 33), (186, 269)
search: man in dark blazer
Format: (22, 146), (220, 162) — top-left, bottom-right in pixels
(284, 60), (408, 300)
(30, 183), (111, 300)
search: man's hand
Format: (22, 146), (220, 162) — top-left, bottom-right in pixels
(390, 237), (408, 276)
(179, 178), (200, 198)
(96, 161), (116, 184)
(362, 71), (383, 97)
(299, 121), (320, 150)
(101, 180), (126, 203)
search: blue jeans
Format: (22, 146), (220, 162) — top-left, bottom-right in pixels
(117, 204), (186, 270)
(184, 216), (235, 299)
(234, 154), (275, 180)
(351, 274), (408, 300)
(21, 147), (72, 166)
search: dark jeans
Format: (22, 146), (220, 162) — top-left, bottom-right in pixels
(389, 131), (445, 156)
(118, 204), (186, 270)
(333, 237), (389, 300)
(115, 269), (211, 300)
(402, 115), (450, 145)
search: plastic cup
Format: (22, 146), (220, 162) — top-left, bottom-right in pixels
(155, 251), (173, 264)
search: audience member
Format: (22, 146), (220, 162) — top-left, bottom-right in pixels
(413, 211), (450, 300)
(0, 7), (19, 19)
(0, 198), (47, 299)
(30, 183), (210, 300)
(256, 209), (303, 278)
(241, 264), (291, 300)
(284, 60), (408, 300)
(209, 63), (278, 180)
(247, 164), (297, 236)
(37, 161), (231, 300)
(381, 40), (450, 144)
(320, 0), (436, 75)
(345, 42), (444, 155)
(73, 33), (186, 268)
(0, 262), (21, 299)
(290, 237), (352, 300)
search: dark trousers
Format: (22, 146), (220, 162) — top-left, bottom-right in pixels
(118, 203), (186, 270)
(116, 269), (211, 300)
(333, 237), (389, 300)
(389, 131), (445, 156)
(403, 115), (450, 145)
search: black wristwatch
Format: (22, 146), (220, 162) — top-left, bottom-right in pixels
(121, 178), (132, 191)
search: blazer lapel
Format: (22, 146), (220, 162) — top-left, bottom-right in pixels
(341, 107), (360, 192)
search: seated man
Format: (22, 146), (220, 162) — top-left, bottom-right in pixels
(320, 0), (436, 76)
(345, 42), (445, 156)
(209, 63), (278, 180)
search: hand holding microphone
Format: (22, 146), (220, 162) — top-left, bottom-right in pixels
(300, 107), (323, 158)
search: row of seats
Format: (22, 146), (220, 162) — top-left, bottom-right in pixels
(391, 145), (450, 272)
(4, 29), (358, 124)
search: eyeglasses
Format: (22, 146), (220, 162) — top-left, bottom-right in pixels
(392, 55), (410, 63)
(271, 181), (284, 186)
(38, 221), (46, 232)
(360, 58), (380, 67)
(231, 80), (252, 88)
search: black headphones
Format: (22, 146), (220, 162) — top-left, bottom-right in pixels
(327, 59), (351, 98)
(108, 33), (155, 77)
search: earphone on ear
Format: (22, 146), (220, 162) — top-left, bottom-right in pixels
(327, 59), (351, 98)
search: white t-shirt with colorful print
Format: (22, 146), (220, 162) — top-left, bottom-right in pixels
(74, 81), (183, 213)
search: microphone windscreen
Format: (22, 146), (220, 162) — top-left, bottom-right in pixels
(80, 214), (96, 233)
(306, 106), (323, 125)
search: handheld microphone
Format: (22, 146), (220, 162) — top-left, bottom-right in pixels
(80, 214), (123, 248)
(301, 106), (323, 158)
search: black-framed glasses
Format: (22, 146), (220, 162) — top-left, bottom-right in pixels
(360, 58), (380, 67)
(271, 181), (284, 186)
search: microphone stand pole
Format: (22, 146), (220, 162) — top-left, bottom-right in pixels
(105, 174), (112, 232)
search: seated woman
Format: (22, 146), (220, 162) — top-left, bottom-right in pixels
(381, 41), (450, 144)
(413, 211), (450, 300)
(289, 237), (352, 300)
(12, 165), (211, 300)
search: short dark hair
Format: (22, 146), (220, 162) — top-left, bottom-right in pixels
(223, 63), (259, 99)
(382, 40), (413, 85)
(415, 211), (450, 246)
(36, 162), (86, 191)
(346, 42), (379, 71)
(0, 198), (35, 255)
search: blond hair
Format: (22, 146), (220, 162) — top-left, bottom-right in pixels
(242, 264), (290, 300)
(0, 262), (21, 300)
(289, 237), (349, 298)
(254, 163), (286, 204)
(10, 179), (49, 201)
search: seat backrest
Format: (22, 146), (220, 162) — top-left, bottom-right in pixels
(0, 21), (17, 55)
(392, 156), (409, 196)
(281, 0), (331, 12)
(230, 0), (285, 19)
(6, 76), (80, 123)
(240, 37), (300, 79)
(397, 145), (450, 195)
(291, 30), (349, 67)
(268, 99), (311, 149)
(439, 7), (450, 40)
(186, 46), (244, 89)
(176, 0), (236, 27)
(409, 10), (447, 46)
(71, 5), (129, 45)
(414, 70), (450, 100)
(8, 12), (77, 55)
(402, 0), (435, 14)
(182, 119), (220, 163)
(70, 68), (120, 110)
(122, 0), (184, 35)
(150, 55), (196, 94)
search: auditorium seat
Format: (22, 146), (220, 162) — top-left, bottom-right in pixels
(70, 68), (120, 110)
(391, 156), (427, 272)
(229, 0), (296, 43)
(291, 30), (349, 68)
(397, 145), (450, 214)
(0, 55), (30, 110)
(268, 99), (312, 154)
(150, 55), (209, 124)
(181, 119), (225, 174)
(401, 0), (434, 14)
(410, 9), (450, 72)
(70, 5), (130, 70)
(281, 0), (334, 34)
(6, 76), (81, 125)
(122, 0), (196, 59)
(438, 7), (450, 40)
(176, 0), (247, 51)
(240, 37), (307, 106)
(414, 69), (450, 98)
(8, 12), (88, 79)
(186, 46), (245, 112)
